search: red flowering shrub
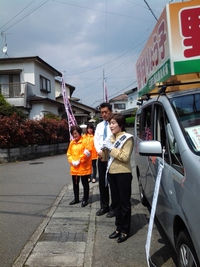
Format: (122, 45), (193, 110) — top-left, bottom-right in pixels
(0, 114), (69, 148)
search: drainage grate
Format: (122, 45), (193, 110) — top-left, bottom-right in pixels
(29, 162), (44, 165)
(38, 232), (87, 242)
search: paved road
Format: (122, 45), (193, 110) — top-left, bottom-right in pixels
(0, 154), (70, 267)
(11, 156), (177, 267)
(0, 152), (177, 267)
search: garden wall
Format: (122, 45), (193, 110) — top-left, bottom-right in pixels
(0, 127), (134, 163)
(0, 142), (69, 163)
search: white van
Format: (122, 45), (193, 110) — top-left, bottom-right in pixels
(134, 88), (200, 267)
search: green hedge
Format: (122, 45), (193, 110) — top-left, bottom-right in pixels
(126, 116), (135, 125)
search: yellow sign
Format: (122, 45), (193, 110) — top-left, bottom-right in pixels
(136, 0), (200, 97)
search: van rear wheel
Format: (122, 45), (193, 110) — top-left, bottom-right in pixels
(176, 230), (199, 267)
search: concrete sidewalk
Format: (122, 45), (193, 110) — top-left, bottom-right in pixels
(12, 169), (176, 267)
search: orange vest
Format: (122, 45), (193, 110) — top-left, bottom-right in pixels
(82, 133), (98, 160)
(67, 136), (92, 176)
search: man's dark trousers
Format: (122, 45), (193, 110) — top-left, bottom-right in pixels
(98, 159), (110, 210)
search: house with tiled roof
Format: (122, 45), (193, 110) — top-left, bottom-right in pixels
(109, 94), (128, 113)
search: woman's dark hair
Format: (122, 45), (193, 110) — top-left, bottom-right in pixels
(108, 113), (126, 131)
(70, 125), (82, 135)
(86, 123), (95, 134)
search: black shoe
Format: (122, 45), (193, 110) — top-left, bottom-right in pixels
(69, 199), (79, 205)
(81, 200), (88, 207)
(117, 233), (128, 243)
(109, 231), (120, 239)
(106, 210), (115, 218)
(96, 208), (109, 216)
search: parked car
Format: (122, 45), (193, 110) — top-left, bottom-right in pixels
(134, 87), (200, 267)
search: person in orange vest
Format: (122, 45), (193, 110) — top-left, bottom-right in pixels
(83, 123), (98, 183)
(67, 126), (92, 207)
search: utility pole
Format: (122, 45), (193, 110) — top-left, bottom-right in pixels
(103, 69), (105, 102)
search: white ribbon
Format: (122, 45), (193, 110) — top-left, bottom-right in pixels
(145, 148), (165, 267)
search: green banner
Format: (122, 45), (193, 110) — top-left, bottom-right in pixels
(174, 59), (200, 75)
(138, 59), (171, 98)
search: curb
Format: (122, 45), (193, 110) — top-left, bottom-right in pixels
(12, 185), (69, 267)
(84, 185), (98, 267)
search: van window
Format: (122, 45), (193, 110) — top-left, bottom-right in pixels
(136, 112), (141, 138)
(154, 105), (167, 147)
(154, 104), (183, 173)
(170, 92), (200, 155)
(141, 106), (152, 140)
(165, 116), (184, 174)
(153, 104), (169, 163)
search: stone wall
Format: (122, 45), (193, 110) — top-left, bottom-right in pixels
(0, 142), (69, 163)
(126, 127), (134, 135)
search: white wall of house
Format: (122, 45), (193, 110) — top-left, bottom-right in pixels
(55, 80), (62, 98)
(55, 80), (70, 99)
(0, 61), (35, 85)
(30, 102), (59, 119)
(0, 61), (55, 100)
(30, 103), (44, 119)
(0, 60), (56, 101)
(123, 88), (138, 110)
(7, 98), (24, 107)
(34, 61), (56, 101)
(126, 90), (138, 109)
(22, 62), (35, 85)
(0, 57), (80, 120)
(111, 101), (127, 113)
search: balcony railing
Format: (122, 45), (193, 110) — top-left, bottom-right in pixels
(0, 82), (26, 98)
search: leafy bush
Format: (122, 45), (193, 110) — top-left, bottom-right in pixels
(0, 93), (26, 118)
(126, 116), (135, 125)
(0, 93), (9, 106)
(44, 113), (60, 121)
(0, 114), (69, 148)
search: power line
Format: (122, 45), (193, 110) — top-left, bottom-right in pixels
(108, 80), (137, 99)
(0, 0), (36, 30)
(89, 80), (137, 106)
(1, 0), (49, 33)
(74, 1), (158, 101)
(66, 39), (146, 77)
(0, 0), (163, 106)
(71, 37), (148, 103)
(66, 18), (152, 77)
(51, 0), (154, 22)
(143, 0), (158, 21)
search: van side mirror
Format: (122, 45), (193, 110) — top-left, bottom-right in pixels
(139, 140), (162, 156)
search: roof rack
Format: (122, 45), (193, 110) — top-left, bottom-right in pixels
(137, 79), (200, 106)
(157, 79), (200, 89)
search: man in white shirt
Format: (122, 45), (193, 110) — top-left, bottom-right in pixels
(94, 102), (114, 217)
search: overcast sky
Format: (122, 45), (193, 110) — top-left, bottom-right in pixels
(0, 0), (180, 107)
